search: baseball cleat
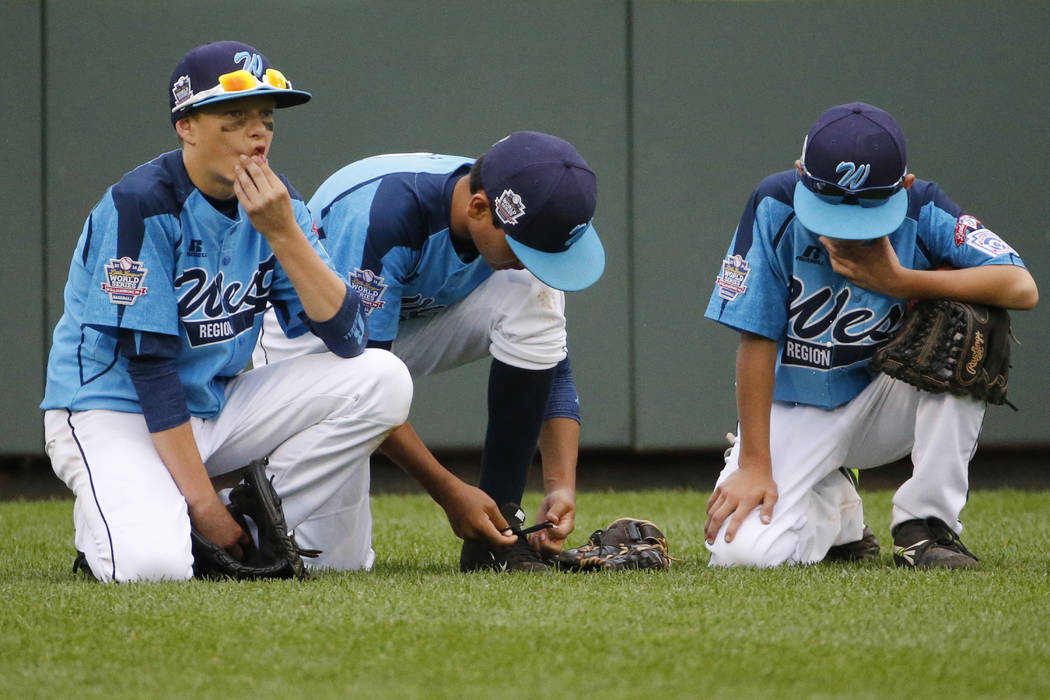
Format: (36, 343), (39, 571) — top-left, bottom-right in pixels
(822, 525), (881, 562)
(459, 503), (551, 573)
(892, 518), (979, 569)
(72, 551), (98, 580)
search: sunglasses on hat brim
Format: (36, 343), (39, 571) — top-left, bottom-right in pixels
(172, 68), (292, 114)
(800, 165), (905, 207)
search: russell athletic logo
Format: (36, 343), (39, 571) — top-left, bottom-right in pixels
(188, 239), (207, 258)
(795, 245), (824, 265)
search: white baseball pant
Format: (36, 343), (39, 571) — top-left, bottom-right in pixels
(251, 269), (567, 565)
(255, 268), (568, 377)
(707, 373), (985, 567)
(45, 349), (412, 582)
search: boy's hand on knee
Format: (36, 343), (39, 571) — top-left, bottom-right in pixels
(705, 469), (778, 544)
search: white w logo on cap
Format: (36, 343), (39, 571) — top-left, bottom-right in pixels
(836, 162), (871, 189)
(234, 51), (265, 77)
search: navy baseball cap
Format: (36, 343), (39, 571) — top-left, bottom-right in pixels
(169, 41), (311, 124)
(793, 102), (909, 240)
(481, 131), (605, 291)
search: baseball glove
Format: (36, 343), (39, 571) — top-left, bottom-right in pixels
(869, 299), (1015, 408)
(191, 458), (320, 580)
(555, 518), (672, 571)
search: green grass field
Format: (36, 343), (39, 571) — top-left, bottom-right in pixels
(2, 489), (1049, 699)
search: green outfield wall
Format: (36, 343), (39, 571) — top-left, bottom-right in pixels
(4, 0), (1047, 454)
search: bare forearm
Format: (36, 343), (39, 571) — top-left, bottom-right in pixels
(538, 417), (578, 495)
(735, 332), (778, 475)
(378, 422), (462, 503)
(150, 421), (218, 509)
(233, 155), (346, 321)
(821, 235), (1038, 309)
(530, 417), (579, 553)
(705, 332), (780, 542)
(151, 421), (247, 554)
(267, 231), (347, 321)
(379, 422), (514, 546)
(895, 264), (1038, 309)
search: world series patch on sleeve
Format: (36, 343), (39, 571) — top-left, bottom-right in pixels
(869, 299), (1015, 409)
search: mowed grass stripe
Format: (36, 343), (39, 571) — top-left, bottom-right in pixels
(1, 489), (1048, 699)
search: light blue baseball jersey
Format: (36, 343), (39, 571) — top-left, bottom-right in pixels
(308, 153), (493, 343)
(705, 170), (1027, 409)
(41, 149), (332, 418)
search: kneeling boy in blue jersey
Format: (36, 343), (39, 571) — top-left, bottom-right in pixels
(42, 41), (411, 582)
(703, 103), (1037, 568)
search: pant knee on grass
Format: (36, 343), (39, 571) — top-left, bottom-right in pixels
(707, 518), (798, 568)
(295, 498), (375, 572)
(90, 540), (194, 583)
(294, 482), (375, 575)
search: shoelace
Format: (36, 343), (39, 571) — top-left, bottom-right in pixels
(926, 518), (978, 560)
(504, 537), (547, 564)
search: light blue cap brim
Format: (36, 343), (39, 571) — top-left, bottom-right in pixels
(793, 181), (908, 240)
(506, 222), (605, 292)
(190, 86), (312, 111)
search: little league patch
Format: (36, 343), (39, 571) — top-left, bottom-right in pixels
(101, 257), (149, 305)
(966, 229), (1017, 257)
(348, 267), (388, 313)
(716, 254), (750, 301)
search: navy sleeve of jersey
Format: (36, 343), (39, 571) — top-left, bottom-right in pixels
(119, 330), (191, 432)
(302, 284), (369, 358)
(543, 355), (580, 423)
(905, 181), (961, 267)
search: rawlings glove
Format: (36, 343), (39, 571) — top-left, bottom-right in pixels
(869, 299), (1015, 409)
(555, 518), (672, 571)
(191, 458), (320, 580)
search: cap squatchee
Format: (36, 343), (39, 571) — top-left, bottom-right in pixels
(169, 40), (311, 125)
(480, 131), (605, 292)
(793, 102), (909, 240)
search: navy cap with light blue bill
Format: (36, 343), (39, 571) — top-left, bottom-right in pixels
(169, 41), (311, 125)
(792, 102), (909, 240)
(481, 131), (605, 292)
